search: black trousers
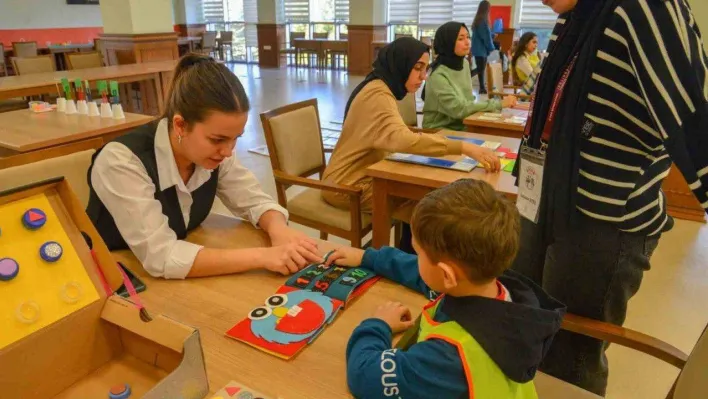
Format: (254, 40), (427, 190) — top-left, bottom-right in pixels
(511, 212), (660, 396)
(473, 56), (488, 92)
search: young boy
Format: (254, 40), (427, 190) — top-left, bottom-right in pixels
(326, 179), (566, 399)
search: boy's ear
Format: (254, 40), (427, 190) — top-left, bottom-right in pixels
(437, 262), (459, 290)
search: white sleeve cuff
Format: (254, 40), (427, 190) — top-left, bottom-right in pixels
(248, 203), (289, 229)
(160, 241), (204, 279)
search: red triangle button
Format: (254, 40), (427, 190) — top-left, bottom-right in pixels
(28, 211), (44, 222)
(225, 386), (241, 396)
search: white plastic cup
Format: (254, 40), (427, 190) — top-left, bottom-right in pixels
(100, 102), (113, 118)
(56, 97), (67, 113)
(65, 99), (77, 115)
(76, 100), (88, 115)
(111, 103), (125, 119)
(88, 101), (100, 116)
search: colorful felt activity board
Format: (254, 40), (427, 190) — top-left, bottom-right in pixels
(0, 193), (100, 350)
(226, 255), (379, 360)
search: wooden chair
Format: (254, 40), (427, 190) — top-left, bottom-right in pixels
(11, 55), (56, 75)
(260, 99), (371, 248)
(66, 51), (102, 70)
(534, 315), (708, 399)
(313, 32), (329, 39)
(199, 31), (218, 58)
(394, 33), (413, 40)
(0, 43), (8, 76)
(486, 61), (530, 100)
(339, 33), (348, 40)
(12, 41), (38, 58)
(219, 31), (233, 61)
(280, 31), (305, 66)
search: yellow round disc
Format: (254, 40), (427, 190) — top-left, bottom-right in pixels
(16, 301), (40, 324)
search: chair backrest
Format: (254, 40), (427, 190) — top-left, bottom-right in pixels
(220, 31), (233, 42)
(289, 31), (306, 47)
(397, 93), (418, 127)
(12, 41), (38, 58)
(66, 51), (102, 70)
(0, 149), (96, 208)
(674, 324), (708, 399)
(339, 33), (348, 40)
(260, 99), (325, 178)
(487, 61), (505, 93)
(202, 31), (217, 48)
(12, 55), (55, 75)
(395, 33), (413, 40)
(0, 43), (5, 66)
(313, 32), (329, 39)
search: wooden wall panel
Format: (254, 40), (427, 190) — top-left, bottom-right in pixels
(257, 24), (285, 68)
(348, 25), (387, 75)
(100, 32), (179, 67)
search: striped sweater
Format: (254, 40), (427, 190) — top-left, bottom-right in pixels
(546, 0), (708, 235)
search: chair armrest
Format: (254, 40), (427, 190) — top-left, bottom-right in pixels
(273, 171), (362, 197)
(409, 127), (441, 134)
(562, 313), (688, 369)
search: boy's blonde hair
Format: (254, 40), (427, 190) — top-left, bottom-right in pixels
(411, 179), (521, 283)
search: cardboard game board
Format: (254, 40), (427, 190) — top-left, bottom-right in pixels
(386, 153), (480, 172)
(0, 178), (209, 399)
(211, 381), (273, 399)
(0, 193), (100, 350)
(226, 257), (379, 360)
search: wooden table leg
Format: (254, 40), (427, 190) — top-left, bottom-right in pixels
(372, 178), (392, 248)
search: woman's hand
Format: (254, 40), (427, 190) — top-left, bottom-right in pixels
(502, 96), (518, 108)
(268, 224), (318, 249)
(258, 242), (323, 276)
(462, 143), (501, 172)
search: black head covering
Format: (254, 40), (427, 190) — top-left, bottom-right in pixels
(344, 37), (429, 120)
(431, 21), (468, 73)
(422, 21), (468, 100)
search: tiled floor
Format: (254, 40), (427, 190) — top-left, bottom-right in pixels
(225, 63), (708, 399)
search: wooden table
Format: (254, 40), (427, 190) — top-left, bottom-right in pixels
(111, 213), (428, 398)
(0, 109), (154, 157)
(463, 108), (528, 138)
(294, 39), (347, 69)
(367, 131), (520, 248)
(0, 60), (176, 115)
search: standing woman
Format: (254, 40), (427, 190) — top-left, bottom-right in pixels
(323, 37), (500, 218)
(511, 32), (541, 85)
(87, 54), (321, 279)
(470, 0), (495, 93)
(423, 21), (516, 131)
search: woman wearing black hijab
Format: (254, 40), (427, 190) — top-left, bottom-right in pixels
(323, 37), (500, 225)
(422, 21), (516, 131)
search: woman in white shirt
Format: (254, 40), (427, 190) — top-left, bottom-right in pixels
(87, 54), (320, 279)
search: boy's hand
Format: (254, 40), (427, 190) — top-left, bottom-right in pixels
(374, 302), (414, 334)
(324, 247), (365, 267)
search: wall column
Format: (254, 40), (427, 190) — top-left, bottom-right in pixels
(173, 0), (207, 37)
(256, 0), (285, 68)
(348, 0), (387, 75)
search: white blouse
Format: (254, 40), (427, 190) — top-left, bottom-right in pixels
(91, 119), (287, 279)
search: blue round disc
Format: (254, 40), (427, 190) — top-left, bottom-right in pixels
(39, 241), (63, 263)
(22, 208), (47, 230)
(0, 258), (19, 281)
(109, 384), (132, 399)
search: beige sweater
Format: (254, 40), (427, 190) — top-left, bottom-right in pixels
(322, 80), (463, 211)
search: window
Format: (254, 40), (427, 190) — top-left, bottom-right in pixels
(518, 0), (558, 51)
(203, 0), (259, 63)
(283, 0), (349, 41)
(387, 0), (483, 41)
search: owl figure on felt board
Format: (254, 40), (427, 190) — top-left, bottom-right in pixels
(249, 289), (336, 345)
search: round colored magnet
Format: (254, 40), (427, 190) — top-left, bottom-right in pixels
(22, 208), (47, 230)
(16, 300), (40, 324)
(0, 258), (19, 281)
(109, 384), (132, 399)
(39, 241), (63, 263)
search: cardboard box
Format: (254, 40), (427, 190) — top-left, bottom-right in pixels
(0, 178), (209, 398)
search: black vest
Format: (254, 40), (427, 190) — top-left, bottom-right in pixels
(86, 122), (219, 250)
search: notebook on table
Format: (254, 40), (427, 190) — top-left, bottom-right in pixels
(386, 153), (480, 172)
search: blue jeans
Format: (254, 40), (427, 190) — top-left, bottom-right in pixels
(512, 212), (660, 396)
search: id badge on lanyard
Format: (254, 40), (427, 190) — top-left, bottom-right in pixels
(517, 54), (578, 223)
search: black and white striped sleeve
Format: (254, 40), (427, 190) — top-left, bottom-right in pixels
(616, 0), (708, 212)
